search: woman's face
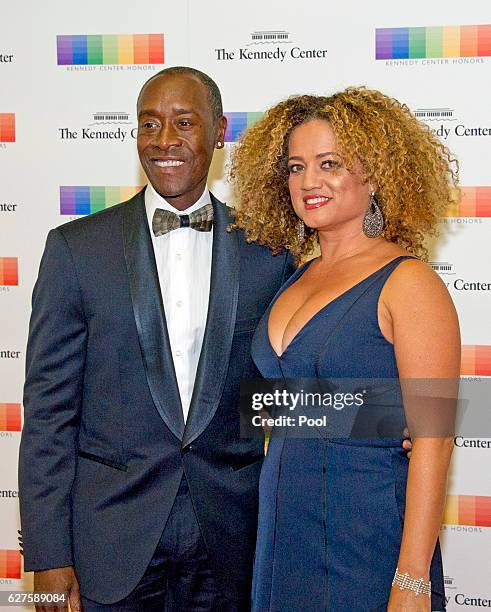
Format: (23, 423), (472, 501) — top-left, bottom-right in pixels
(287, 119), (371, 232)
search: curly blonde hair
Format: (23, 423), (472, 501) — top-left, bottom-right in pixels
(229, 87), (459, 261)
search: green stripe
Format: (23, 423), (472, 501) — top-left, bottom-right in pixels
(409, 27), (426, 58)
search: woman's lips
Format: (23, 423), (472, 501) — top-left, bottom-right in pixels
(303, 196), (332, 210)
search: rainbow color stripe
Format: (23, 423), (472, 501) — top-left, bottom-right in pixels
(60, 186), (143, 215)
(224, 112), (263, 142)
(0, 258), (18, 286)
(57, 34), (164, 65)
(0, 113), (15, 142)
(461, 345), (491, 376)
(0, 550), (21, 579)
(0, 404), (21, 432)
(446, 187), (491, 217)
(443, 495), (491, 527)
(376, 25), (491, 59)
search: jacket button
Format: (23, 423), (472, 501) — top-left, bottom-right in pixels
(182, 445), (193, 455)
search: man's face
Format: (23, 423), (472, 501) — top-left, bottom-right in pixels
(137, 73), (226, 210)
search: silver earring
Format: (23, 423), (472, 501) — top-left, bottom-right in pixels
(363, 192), (384, 238)
(297, 219), (305, 242)
(217, 141), (222, 148)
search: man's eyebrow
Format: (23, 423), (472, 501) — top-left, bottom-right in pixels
(137, 107), (196, 119)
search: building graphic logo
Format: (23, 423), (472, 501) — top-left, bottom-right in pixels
(443, 495), (491, 527)
(0, 550), (21, 579)
(414, 108), (455, 121)
(0, 258), (18, 286)
(0, 404), (21, 432)
(0, 113), (15, 142)
(90, 112), (131, 126)
(224, 112), (263, 143)
(461, 345), (491, 376)
(57, 34), (165, 65)
(248, 31), (291, 45)
(430, 262), (454, 275)
(376, 25), (491, 60)
(446, 187), (491, 217)
(60, 186), (143, 215)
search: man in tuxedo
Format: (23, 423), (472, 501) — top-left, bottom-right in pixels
(19, 67), (296, 611)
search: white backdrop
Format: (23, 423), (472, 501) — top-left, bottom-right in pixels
(1, 1), (490, 609)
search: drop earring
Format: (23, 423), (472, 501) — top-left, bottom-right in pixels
(363, 191), (384, 238)
(297, 219), (305, 242)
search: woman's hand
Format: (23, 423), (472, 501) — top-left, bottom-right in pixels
(387, 585), (431, 611)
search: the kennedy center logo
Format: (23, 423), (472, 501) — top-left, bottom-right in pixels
(59, 111), (137, 142)
(415, 107), (490, 141)
(215, 29), (327, 62)
(57, 34), (164, 71)
(60, 186), (143, 216)
(376, 24), (491, 65)
(431, 261), (491, 294)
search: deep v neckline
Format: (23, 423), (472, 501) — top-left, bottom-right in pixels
(267, 256), (410, 359)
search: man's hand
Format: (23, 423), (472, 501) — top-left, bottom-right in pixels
(402, 427), (413, 459)
(34, 566), (81, 612)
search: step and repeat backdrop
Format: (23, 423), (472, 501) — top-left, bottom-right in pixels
(1, 0), (490, 609)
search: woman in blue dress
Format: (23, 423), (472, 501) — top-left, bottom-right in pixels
(230, 89), (460, 611)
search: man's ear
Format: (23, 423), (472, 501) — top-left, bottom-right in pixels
(215, 115), (227, 148)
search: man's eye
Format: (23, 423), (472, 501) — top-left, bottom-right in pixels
(178, 120), (191, 127)
(142, 121), (157, 129)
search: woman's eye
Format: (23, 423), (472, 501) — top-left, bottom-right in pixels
(288, 164), (303, 174)
(322, 159), (339, 169)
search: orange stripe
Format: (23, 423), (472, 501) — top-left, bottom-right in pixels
(460, 345), (476, 375)
(476, 187), (491, 216)
(459, 187), (476, 217)
(475, 496), (491, 527)
(0, 550), (21, 579)
(460, 25), (478, 56)
(459, 495), (476, 526)
(475, 345), (491, 376)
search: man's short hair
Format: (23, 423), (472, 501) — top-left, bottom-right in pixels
(139, 66), (223, 120)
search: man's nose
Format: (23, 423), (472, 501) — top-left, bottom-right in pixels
(155, 122), (181, 149)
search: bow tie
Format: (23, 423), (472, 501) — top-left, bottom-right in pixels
(152, 203), (214, 237)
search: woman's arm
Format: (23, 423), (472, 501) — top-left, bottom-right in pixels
(380, 259), (460, 610)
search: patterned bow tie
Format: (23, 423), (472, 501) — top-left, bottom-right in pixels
(152, 203), (214, 236)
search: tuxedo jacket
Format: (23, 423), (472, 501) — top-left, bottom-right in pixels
(19, 190), (295, 604)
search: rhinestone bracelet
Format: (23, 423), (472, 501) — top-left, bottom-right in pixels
(392, 567), (431, 597)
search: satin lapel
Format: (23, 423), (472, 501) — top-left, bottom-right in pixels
(122, 191), (184, 440)
(182, 195), (240, 447)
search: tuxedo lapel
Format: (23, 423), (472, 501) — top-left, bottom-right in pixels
(182, 195), (240, 448)
(122, 191), (185, 440)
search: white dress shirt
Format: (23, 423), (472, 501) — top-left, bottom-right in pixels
(145, 183), (213, 422)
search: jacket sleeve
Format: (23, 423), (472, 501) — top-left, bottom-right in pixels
(19, 228), (87, 571)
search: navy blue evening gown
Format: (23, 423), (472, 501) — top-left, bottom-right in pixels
(250, 256), (445, 611)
